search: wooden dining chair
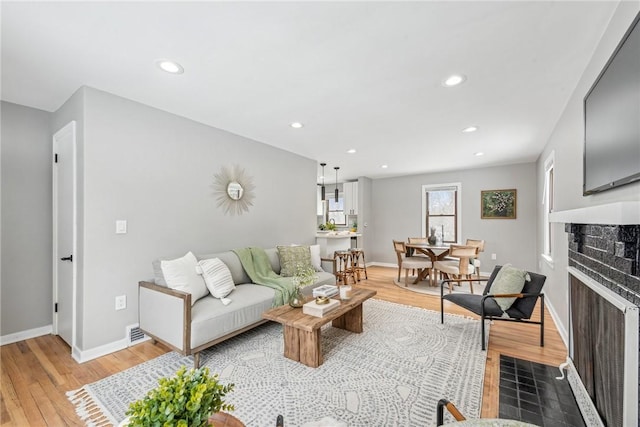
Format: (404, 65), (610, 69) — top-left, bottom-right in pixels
(393, 240), (433, 286)
(433, 245), (478, 293)
(465, 239), (485, 282)
(408, 237), (428, 244)
(407, 237), (429, 257)
(407, 237), (430, 276)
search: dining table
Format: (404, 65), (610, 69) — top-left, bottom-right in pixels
(405, 242), (451, 285)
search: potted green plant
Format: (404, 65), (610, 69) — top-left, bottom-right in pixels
(325, 221), (337, 231)
(124, 366), (234, 427)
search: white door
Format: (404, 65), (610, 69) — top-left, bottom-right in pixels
(53, 121), (76, 347)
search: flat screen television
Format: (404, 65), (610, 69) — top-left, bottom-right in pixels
(583, 12), (640, 195)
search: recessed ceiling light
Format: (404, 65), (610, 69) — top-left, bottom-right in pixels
(290, 122), (304, 129)
(156, 59), (184, 74)
(347, 149), (357, 154)
(442, 74), (467, 87)
(462, 126), (478, 133)
(474, 152), (484, 157)
(381, 164), (388, 169)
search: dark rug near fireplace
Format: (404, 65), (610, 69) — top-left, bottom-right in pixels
(499, 355), (585, 426)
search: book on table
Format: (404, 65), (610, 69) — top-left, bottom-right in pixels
(302, 299), (340, 317)
(312, 285), (339, 298)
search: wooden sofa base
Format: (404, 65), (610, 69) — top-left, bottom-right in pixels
(141, 319), (270, 368)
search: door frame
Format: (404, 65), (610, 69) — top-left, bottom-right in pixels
(52, 121), (77, 349)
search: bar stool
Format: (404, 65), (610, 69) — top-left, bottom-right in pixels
(349, 248), (368, 281)
(334, 251), (356, 285)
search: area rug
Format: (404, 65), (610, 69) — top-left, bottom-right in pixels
(67, 299), (487, 427)
(393, 277), (486, 296)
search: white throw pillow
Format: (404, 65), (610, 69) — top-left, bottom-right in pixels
(198, 258), (236, 299)
(161, 252), (209, 305)
(310, 244), (323, 272)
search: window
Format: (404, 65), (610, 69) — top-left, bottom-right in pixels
(542, 152), (555, 263)
(422, 183), (462, 243)
(327, 197), (346, 225)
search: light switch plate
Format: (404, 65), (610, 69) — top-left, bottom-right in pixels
(116, 220), (127, 234)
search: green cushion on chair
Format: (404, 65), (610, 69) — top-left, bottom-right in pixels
(487, 264), (530, 311)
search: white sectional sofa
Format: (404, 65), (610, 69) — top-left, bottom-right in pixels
(138, 247), (335, 367)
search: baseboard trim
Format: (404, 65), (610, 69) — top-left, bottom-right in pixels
(0, 324), (53, 346)
(73, 338), (128, 363)
(544, 297), (568, 348)
(369, 262), (397, 268)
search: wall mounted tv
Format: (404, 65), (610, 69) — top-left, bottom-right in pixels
(583, 12), (640, 195)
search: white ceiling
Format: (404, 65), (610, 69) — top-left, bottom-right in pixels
(1, 1), (618, 182)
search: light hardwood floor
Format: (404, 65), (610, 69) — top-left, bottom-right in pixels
(0, 266), (567, 425)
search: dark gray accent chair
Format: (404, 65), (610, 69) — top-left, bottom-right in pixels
(440, 265), (546, 350)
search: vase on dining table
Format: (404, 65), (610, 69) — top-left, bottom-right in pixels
(428, 227), (437, 245)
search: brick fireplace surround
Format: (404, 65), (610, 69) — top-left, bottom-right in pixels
(566, 223), (640, 305)
(557, 204), (639, 427)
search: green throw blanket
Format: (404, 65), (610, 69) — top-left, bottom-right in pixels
(232, 247), (296, 307)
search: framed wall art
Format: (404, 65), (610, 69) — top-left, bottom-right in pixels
(481, 189), (517, 219)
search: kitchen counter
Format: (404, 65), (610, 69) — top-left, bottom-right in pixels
(315, 232), (361, 238)
(315, 233), (361, 257)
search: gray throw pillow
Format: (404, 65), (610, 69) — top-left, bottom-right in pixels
(489, 264), (530, 311)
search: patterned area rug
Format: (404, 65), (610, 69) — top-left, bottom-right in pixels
(67, 299), (487, 427)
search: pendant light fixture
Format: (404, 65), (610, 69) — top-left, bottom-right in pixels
(334, 166), (340, 202)
(320, 163), (326, 200)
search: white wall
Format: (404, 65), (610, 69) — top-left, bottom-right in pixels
(1, 102), (52, 337)
(536, 1), (640, 343)
(0, 86), (313, 356)
(368, 162), (538, 273)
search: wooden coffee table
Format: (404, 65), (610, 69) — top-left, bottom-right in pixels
(262, 288), (376, 368)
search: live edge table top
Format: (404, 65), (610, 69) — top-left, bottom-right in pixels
(262, 288), (377, 331)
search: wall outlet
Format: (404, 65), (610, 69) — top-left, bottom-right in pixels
(115, 295), (126, 310)
(491, 253), (497, 260)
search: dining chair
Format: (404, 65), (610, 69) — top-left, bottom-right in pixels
(465, 239), (485, 281)
(433, 245), (478, 293)
(408, 237), (428, 244)
(407, 237), (429, 257)
(407, 237), (430, 276)
(393, 240), (433, 286)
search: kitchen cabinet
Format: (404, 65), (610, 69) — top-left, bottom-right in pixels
(343, 181), (358, 215)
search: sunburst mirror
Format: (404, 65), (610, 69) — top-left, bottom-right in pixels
(212, 165), (255, 215)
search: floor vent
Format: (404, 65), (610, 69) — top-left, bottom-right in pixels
(126, 324), (150, 346)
